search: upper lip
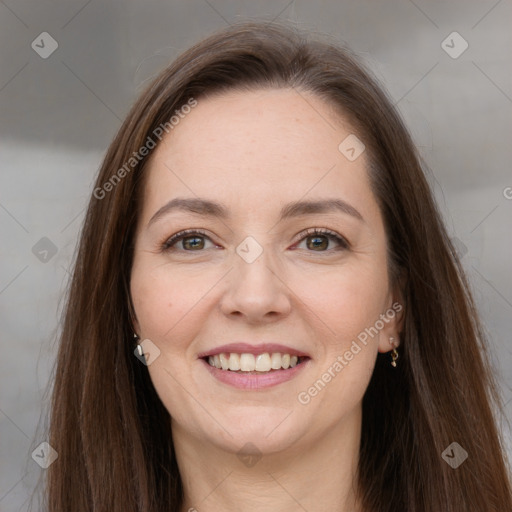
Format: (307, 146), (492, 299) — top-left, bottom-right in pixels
(198, 343), (311, 359)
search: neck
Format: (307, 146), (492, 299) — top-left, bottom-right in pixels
(173, 404), (364, 512)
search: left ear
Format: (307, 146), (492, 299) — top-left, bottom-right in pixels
(377, 276), (405, 354)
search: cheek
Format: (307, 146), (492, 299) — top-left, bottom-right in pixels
(130, 258), (220, 348)
(298, 262), (389, 344)
(130, 262), (206, 413)
(130, 258), (183, 341)
(131, 267), (170, 336)
(300, 269), (382, 408)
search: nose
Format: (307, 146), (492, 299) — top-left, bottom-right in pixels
(219, 247), (292, 324)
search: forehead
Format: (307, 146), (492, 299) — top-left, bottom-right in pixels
(141, 88), (374, 218)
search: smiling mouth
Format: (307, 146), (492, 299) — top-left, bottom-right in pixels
(203, 352), (309, 373)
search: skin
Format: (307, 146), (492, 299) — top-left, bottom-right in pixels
(130, 88), (403, 512)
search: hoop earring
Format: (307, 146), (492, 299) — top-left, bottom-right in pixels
(389, 336), (399, 368)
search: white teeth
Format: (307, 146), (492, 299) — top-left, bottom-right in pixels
(240, 353), (256, 371)
(219, 353), (229, 370)
(271, 352), (282, 370)
(255, 353), (271, 372)
(228, 353), (240, 371)
(207, 352), (304, 372)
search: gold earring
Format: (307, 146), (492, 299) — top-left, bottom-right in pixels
(390, 336), (399, 368)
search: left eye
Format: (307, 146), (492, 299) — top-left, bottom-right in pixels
(293, 228), (349, 252)
(161, 228), (349, 252)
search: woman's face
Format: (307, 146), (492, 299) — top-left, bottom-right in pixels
(130, 88), (401, 456)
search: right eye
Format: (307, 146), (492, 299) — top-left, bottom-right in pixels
(161, 229), (216, 252)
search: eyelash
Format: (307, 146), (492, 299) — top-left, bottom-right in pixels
(160, 227), (349, 253)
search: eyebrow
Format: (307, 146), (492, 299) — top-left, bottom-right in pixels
(147, 197), (364, 228)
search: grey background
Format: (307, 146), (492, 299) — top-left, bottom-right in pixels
(1, 0), (511, 510)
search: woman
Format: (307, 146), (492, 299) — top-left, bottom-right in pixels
(45, 20), (512, 511)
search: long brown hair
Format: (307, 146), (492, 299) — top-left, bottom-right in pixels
(44, 20), (512, 511)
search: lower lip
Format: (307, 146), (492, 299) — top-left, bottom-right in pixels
(201, 358), (310, 390)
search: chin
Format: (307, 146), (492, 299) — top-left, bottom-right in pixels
(200, 406), (310, 456)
